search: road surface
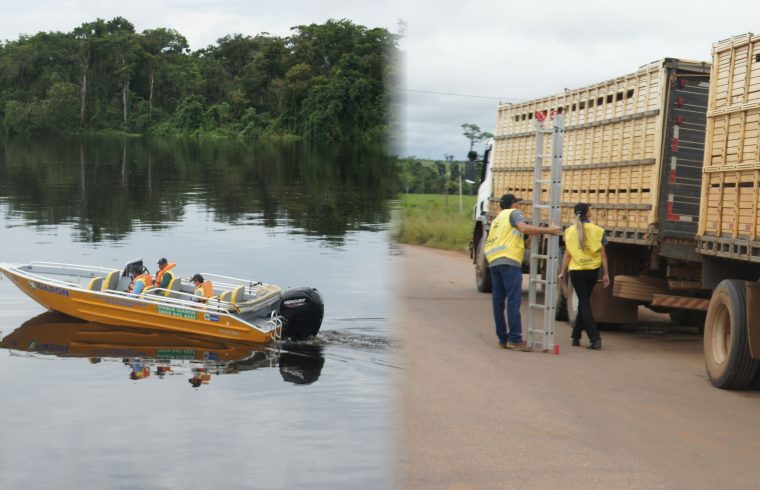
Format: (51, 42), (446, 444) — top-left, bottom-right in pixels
(396, 245), (760, 489)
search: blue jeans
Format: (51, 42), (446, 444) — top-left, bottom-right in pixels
(490, 264), (523, 344)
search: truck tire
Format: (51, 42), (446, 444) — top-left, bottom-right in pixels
(566, 277), (579, 324)
(555, 277), (578, 323)
(704, 280), (759, 389)
(555, 286), (568, 321)
(554, 244), (568, 321)
(475, 233), (492, 293)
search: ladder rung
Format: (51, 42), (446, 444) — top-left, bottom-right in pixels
(529, 304), (548, 310)
(530, 278), (547, 284)
(532, 203), (550, 209)
(531, 254), (548, 260)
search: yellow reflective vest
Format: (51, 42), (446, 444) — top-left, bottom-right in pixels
(154, 263), (176, 287)
(484, 209), (525, 265)
(194, 281), (214, 303)
(564, 222), (605, 270)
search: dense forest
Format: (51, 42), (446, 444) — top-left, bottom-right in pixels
(0, 17), (398, 141)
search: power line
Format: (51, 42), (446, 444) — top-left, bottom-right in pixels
(403, 88), (524, 102)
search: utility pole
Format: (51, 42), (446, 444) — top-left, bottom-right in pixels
(444, 154), (453, 207)
(444, 154), (463, 212)
(458, 158), (463, 213)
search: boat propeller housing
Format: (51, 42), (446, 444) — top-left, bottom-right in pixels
(278, 287), (324, 340)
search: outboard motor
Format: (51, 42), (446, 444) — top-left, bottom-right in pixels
(278, 287), (324, 340)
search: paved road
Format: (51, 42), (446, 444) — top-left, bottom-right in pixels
(396, 245), (760, 489)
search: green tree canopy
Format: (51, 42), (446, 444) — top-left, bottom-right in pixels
(0, 17), (399, 142)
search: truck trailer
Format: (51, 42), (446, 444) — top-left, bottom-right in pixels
(471, 34), (760, 389)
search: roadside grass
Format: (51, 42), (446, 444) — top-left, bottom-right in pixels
(396, 194), (476, 253)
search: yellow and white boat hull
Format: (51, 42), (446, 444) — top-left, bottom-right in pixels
(0, 261), (283, 344)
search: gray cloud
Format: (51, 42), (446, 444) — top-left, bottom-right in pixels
(3, 1), (760, 158)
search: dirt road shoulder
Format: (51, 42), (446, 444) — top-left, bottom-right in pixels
(397, 245), (760, 489)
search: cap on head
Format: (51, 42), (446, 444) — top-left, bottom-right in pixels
(158, 258), (168, 266)
(574, 202), (590, 217)
(191, 273), (204, 283)
(500, 193), (521, 209)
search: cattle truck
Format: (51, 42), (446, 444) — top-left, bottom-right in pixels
(471, 34), (760, 389)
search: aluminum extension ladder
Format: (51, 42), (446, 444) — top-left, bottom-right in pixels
(526, 113), (564, 353)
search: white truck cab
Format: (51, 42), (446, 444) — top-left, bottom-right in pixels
(469, 139), (494, 292)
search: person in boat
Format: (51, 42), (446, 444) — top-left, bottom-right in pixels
(154, 258), (176, 289)
(189, 369), (212, 387)
(191, 274), (214, 303)
(128, 358), (151, 380)
(127, 267), (153, 295)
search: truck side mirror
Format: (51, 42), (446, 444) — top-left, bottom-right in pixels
(465, 161), (477, 184)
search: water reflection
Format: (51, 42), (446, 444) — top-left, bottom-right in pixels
(1, 311), (325, 386)
(0, 134), (394, 488)
(0, 136), (396, 244)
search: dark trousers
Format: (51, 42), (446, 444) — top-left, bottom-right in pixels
(569, 269), (601, 343)
(490, 264), (523, 344)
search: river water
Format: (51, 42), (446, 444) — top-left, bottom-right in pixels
(0, 136), (400, 489)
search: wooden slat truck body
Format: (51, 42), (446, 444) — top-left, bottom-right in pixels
(471, 40), (760, 388)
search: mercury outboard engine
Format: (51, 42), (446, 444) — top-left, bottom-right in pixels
(278, 287), (324, 340)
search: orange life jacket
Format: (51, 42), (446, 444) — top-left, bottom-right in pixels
(154, 263), (177, 286)
(128, 273), (153, 293)
(194, 280), (214, 302)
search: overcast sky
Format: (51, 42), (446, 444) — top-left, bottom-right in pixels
(2, 1), (760, 159)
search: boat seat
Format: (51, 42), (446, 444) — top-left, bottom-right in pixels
(165, 277), (183, 299)
(230, 286), (246, 304)
(219, 291), (232, 303)
(102, 270), (120, 291)
(87, 277), (104, 291)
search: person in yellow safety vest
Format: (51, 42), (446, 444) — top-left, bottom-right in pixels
(558, 202), (610, 350)
(191, 273), (214, 303)
(154, 258), (177, 289)
(485, 194), (563, 351)
(127, 270), (153, 295)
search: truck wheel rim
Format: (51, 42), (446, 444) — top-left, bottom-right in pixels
(712, 303), (731, 365)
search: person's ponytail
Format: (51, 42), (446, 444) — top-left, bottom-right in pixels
(575, 214), (587, 251)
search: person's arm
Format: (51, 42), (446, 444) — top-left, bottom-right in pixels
(601, 246), (610, 288)
(558, 249), (571, 282)
(515, 221), (563, 236)
(132, 281), (145, 295)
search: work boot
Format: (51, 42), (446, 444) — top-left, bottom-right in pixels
(587, 340), (602, 350)
(506, 341), (533, 352)
(571, 339), (581, 347)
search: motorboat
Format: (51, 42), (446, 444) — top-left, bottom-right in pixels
(0, 259), (324, 343)
(1, 311), (325, 385)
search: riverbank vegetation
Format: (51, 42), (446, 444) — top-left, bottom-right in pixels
(396, 194), (476, 252)
(0, 17), (398, 141)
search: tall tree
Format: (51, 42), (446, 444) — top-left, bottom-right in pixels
(461, 123), (493, 151)
(138, 28), (189, 118)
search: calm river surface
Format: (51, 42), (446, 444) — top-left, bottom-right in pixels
(0, 136), (400, 489)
